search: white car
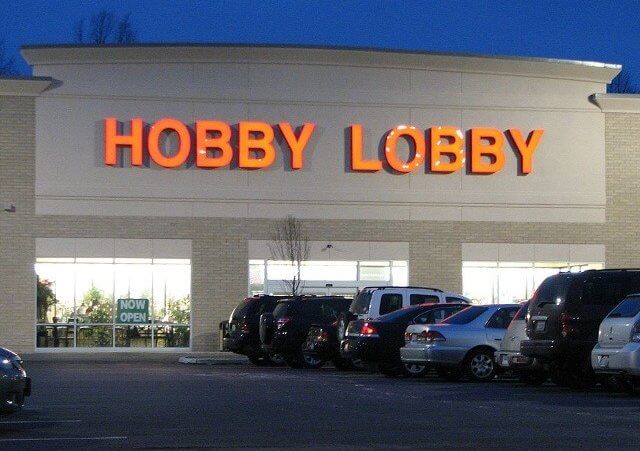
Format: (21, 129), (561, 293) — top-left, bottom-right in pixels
(591, 294), (640, 392)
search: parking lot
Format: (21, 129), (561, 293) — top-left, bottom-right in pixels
(1, 361), (638, 449)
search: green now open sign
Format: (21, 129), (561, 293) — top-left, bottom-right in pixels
(116, 298), (149, 324)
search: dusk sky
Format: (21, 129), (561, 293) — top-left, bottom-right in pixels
(2, 1), (640, 86)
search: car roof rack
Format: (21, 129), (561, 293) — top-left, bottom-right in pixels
(361, 286), (444, 292)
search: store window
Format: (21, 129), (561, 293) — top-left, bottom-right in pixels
(36, 257), (191, 349)
(462, 261), (603, 304)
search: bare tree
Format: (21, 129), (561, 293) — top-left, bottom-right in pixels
(268, 216), (310, 296)
(73, 10), (137, 44)
(0, 40), (17, 75)
(608, 69), (640, 94)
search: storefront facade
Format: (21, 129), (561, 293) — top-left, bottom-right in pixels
(1, 45), (639, 353)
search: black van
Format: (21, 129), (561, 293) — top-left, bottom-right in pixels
(521, 269), (640, 388)
(225, 295), (290, 365)
(260, 296), (352, 369)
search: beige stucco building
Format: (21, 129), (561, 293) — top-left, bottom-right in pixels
(1, 44), (639, 353)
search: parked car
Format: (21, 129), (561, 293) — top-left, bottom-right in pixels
(340, 303), (468, 377)
(521, 269), (640, 389)
(260, 296), (352, 368)
(0, 348), (30, 414)
(225, 295), (290, 365)
(401, 304), (520, 381)
(591, 294), (640, 393)
(301, 324), (358, 370)
(335, 286), (471, 358)
(495, 302), (546, 385)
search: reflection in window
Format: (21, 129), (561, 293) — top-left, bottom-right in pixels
(462, 261), (603, 304)
(35, 258), (191, 349)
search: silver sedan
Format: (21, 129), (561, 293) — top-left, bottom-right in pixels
(400, 304), (520, 381)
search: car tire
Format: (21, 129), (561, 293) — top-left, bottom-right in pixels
(301, 351), (325, 370)
(436, 367), (462, 382)
(519, 371), (546, 386)
(549, 366), (571, 387)
(464, 349), (496, 382)
(567, 359), (596, 391)
(401, 362), (429, 378)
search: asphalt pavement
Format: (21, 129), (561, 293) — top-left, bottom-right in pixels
(1, 361), (639, 449)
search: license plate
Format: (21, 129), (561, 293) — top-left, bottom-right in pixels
(535, 321), (546, 332)
(501, 355), (510, 366)
(598, 355), (609, 368)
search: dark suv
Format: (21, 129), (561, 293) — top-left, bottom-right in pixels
(260, 296), (352, 369)
(521, 269), (640, 389)
(225, 295), (290, 365)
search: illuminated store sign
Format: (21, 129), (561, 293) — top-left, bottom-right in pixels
(104, 118), (543, 175)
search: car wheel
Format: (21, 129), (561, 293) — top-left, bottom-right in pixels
(401, 362), (429, 378)
(301, 351), (325, 369)
(465, 349), (496, 382)
(567, 359), (596, 391)
(247, 354), (270, 366)
(350, 358), (368, 371)
(283, 353), (303, 369)
(436, 367), (462, 382)
(519, 371), (546, 386)
(549, 367), (571, 387)
(267, 353), (286, 366)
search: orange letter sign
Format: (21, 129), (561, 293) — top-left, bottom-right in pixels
(147, 118), (191, 168)
(470, 127), (505, 174)
(104, 117), (144, 166)
(278, 122), (316, 169)
(508, 129), (544, 175)
(238, 122), (276, 169)
(350, 124), (382, 172)
(429, 126), (464, 173)
(196, 120), (233, 168)
(384, 125), (425, 173)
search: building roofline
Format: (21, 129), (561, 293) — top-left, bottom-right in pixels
(0, 76), (53, 97)
(591, 93), (640, 113)
(21, 43), (621, 84)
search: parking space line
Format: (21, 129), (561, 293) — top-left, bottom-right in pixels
(0, 420), (82, 424)
(0, 436), (127, 442)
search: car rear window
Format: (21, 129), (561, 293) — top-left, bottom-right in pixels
(442, 306), (488, 325)
(380, 293), (403, 315)
(607, 296), (640, 318)
(350, 290), (373, 315)
(231, 299), (255, 320)
(410, 294), (439, 305)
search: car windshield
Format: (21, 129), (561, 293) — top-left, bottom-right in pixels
(231, 299), (255, 320)
(350, 289), (373, 315)
(608, 297), (640, 318)
(441, 306), (488, 325)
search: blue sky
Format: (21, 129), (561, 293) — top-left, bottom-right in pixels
(2, 1), (638, 85)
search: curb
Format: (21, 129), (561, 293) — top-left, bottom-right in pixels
(178, 356), (248, 365)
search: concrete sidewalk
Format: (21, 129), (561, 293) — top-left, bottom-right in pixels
(21, 351), (248, 365)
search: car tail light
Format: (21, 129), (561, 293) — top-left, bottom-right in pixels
(360, 323), (378, 336)
(276, 318), (291, 330)
(560, 312), (579, 338)
(240, 322), (251, 333)
(631, 322), (640, 343)
(404, 332), (412, 343)
(416, 330), (446, 342)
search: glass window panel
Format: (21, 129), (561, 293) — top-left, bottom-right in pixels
(392, 261), (408, 267)
(249, 263), (265, 285)
(155, 326), (190, 348)
(360, 265), (391, 281)
(359, 261), (390, 266)
(76, 325), (113, 347)
(391, 265), (408, 286)
(35, 263), (75, 323)
(300, 262), (357, 281)
(36, 325), (75, 348)
(153, 264), (190, 324)
(115, 325), (152, 348)
(267, 262), (296, 280)
(463, 267), (496, 304)
(75, 264), (114, 324)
